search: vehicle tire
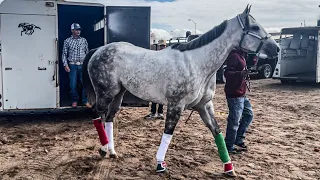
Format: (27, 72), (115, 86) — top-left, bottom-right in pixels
(259, 64), (272, 79)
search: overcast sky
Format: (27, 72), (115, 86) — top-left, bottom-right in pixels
(70, 0), (320, 41)
(1, 0), (320, 41)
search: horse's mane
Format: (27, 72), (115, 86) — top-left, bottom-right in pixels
(170, 20), (228, 52)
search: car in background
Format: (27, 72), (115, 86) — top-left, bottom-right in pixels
(187, 34), (201, 42)
(216, 53), (278, 83)
(246, 52), (278, 79)
(166, 37), (187, 46)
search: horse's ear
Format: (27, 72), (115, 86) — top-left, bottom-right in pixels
(248, 5), (252, 13)
(243, 4), (250, 15)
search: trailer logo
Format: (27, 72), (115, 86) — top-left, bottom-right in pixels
(18, 23), (41, 36)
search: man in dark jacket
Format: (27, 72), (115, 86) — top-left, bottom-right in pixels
(224, 48), (253, 154)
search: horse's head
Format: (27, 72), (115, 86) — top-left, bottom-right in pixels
(235, 5), (279, 59)
(18, 23), (27, 28)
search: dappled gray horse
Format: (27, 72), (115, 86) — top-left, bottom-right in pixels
(83, 5), (279, 177)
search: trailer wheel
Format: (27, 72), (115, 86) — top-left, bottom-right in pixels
(259, 64), (272, 79)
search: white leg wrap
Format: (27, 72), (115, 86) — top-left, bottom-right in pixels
(156, 133), (173, 162)
(105, 122), (115, 154)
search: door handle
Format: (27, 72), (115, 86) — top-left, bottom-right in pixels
(54, 38), (59, 87)
(38, 67), (47, 70)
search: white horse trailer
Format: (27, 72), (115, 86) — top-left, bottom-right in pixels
(272, 27), (320, 83)
(0, 0), (150, 115)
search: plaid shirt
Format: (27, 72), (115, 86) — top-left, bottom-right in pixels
(62, 36), (88, 66)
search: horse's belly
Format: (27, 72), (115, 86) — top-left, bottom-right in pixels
(121, 76), (167, 105)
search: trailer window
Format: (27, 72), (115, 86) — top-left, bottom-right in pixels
(282, 34), (293, 39)
(280, 33), (294, 49)
(94, 19), (104, 32)
(301, 34), (310, 48)
(288, 33), (301, 49)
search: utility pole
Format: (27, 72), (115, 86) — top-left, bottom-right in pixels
(188, 19), (197, 35)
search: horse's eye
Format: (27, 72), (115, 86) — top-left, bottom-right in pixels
(252, 25), (260, 31)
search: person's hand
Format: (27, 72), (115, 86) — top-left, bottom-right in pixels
(64, 66), (70, 72)
(241, 70), (249, 78)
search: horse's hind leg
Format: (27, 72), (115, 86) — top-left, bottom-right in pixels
(155, 102), (184, 173)
(194, 100), (236, 177)
(91, 87), (116, 157)
(104, 86), (126, 158)
(90, 104), (110, 158)
(93, 88), (121, 158)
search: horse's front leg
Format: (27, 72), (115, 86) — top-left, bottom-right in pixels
(156, 103), (184, 173)
(194, 100), (236, 177)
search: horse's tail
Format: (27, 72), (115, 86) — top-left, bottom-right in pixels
(83, 48), (98, 106)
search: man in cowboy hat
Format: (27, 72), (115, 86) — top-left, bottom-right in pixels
(144, 39), (167, 120)
(62, 23), (91, 108)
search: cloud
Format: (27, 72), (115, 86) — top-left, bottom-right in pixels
(150, 28), (172, 43)
(151, 28), (203, 43)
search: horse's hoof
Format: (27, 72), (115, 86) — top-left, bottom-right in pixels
(98, 149), (107, 158)
(156, 161), (168, 173)
(224, 170), (237, 177)
(109, 153), (118, 159)
(223, 162), (236, 177)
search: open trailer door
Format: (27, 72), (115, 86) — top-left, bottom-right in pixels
(57, 2), (105, 107)
(105, 6), (150, 106)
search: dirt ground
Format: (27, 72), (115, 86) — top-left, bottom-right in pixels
(0, 79), (319, 180)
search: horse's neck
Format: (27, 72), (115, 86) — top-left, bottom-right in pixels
(190, 19), (243, 77)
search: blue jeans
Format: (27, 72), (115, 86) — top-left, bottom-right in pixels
(69, 64), (87, 104)
(151, 103), (163, 114)
(225, 96), (253, 151)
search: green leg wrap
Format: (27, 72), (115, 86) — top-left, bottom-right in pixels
(214, 132), (230, 163)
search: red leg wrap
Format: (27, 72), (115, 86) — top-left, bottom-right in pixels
(93, 118), (108, 146)
(224, 162), (234, 172)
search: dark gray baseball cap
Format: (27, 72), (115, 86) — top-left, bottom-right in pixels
(71, 23), (81, 30)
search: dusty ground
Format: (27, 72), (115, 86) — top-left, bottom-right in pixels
(0, 79), (319, 180)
